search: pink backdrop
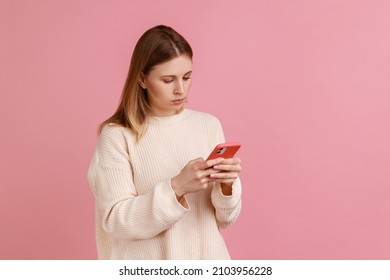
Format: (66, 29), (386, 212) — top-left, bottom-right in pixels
(1, 0), (389, 259)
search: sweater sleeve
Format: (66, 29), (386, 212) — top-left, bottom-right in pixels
(208, 117), (243, 229)
(88, 125), (189, 240)
(211, 178), (242, 229)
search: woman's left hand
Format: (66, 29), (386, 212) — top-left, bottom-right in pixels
(209, 157), (242, 194)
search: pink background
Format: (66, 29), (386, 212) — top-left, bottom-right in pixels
(1, 0), (389, 259)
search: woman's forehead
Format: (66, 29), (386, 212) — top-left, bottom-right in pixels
(149, 55), (192, 76)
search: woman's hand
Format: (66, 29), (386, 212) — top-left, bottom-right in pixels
(171, 157), (224, 198)
(209, 157), (242, 195)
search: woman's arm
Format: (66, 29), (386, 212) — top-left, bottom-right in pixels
(88, 125), (189, 240)
(207, 117), (243, 228)
(211, 177), (242, 229)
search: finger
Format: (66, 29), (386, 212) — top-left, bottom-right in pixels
(210, 172), (238, 179)
(190, 157), (209, 170)
(220, 157), (241, 165)
(209, 176), (237, 185)
(199, 177), (214, 188)
(204, 157), (225, 169)
(201, 168), (221, 178)
(211, 178), (237, 185)
(213, 164), (242, 172)
(190, 157), (206, 165)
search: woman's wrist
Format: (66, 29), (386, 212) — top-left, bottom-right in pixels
(220, 183), (233, 196)
(171, 177), (184, 199)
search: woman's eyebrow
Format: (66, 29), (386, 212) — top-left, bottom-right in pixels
(161, 71), (192, 78)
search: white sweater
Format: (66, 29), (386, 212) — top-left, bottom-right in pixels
(87, 109), (242, 259)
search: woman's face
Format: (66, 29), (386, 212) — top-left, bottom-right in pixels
(140, 55), (193, 116)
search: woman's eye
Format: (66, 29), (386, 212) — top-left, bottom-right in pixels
(183, 76), (191, 81)
(163, 80), (174, 83)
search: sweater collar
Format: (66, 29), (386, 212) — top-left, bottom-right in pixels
(147, 108), (192, 125)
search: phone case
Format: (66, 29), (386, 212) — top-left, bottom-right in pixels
(207, 142), (241, 160)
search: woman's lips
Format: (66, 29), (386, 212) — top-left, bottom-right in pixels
(171, 98), (184, 105)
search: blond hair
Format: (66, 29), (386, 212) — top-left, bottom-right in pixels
(98, 25), (193, 141)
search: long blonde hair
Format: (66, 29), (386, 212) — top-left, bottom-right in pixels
(98, 25), (193, 141)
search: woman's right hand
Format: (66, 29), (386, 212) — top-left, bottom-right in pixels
(171, 157), (224, 198)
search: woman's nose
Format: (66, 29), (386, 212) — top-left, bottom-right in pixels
(174, 80), (184, 95)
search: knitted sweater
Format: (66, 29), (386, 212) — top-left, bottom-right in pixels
(87, 109), (242, 259)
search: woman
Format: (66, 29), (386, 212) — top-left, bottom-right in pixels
(87, 25), (242, 259)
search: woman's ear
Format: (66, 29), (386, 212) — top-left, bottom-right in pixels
(139, 73), (147, 89)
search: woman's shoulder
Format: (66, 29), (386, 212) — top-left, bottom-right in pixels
(101, 122), (129, 135)
(98, 123), (135, 148)
(100, 123), (128, 139)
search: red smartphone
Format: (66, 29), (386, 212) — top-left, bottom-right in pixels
(206, 142), (241, 160)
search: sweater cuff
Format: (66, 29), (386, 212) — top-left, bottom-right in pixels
(158, 180), (190, 214)
(211, 177), (242, 210)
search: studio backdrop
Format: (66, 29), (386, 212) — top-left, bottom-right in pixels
(1, 0), (389, 259)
